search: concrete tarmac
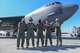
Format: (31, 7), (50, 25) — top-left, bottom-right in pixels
(0, 34), (80, 53)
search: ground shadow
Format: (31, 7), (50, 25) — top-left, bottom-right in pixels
(0, 36), (80, 40)
(19, 45), (80, 52)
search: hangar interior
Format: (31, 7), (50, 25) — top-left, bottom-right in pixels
(0, 16), (24, 36)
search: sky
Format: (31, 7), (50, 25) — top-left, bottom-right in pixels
(0, 0), (80, 32)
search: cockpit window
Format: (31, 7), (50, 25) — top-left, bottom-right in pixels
(45, 3), (55, 7)
(45, 2), (62, 7)
(54, 2), (62, 4)
(51, 3), (55, 5)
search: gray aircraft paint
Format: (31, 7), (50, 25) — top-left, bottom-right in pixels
(24, 2), (78, 25)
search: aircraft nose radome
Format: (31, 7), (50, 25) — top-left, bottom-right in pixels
(74, 4), (78, 8)
(73, 4), (78, 11)
(71, 4), (79, 12)
(66, 4), (78, 14)
(61, 4), (79, 22)
(64, 4), (79, 12)
(69, 4), (79, 16)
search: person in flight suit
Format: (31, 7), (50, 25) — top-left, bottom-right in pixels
(17, 18), (26, 49)
(36, 19), (44, 47)
(45, 19), (53, 47)
(54, 18), (62, 46)
(26, 17), (36, 48)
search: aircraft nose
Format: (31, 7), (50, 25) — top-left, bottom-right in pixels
(74, 4), (78, 8)
(72, 4), (78, 11)
(61, 4), (78, 22)
(68, 4), (78, 14)
(63, 4), (78, 13)
(75, 4), (78, 8)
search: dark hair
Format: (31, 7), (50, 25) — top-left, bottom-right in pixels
(38, 19), (41, 23)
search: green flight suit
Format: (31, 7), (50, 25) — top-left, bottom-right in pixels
(17, 21), (25, 48)
(54, 22), (62, 46)
(36, 23), (44, 46)
(45, 24), (52, 46)
(26, 22), (36, 47)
